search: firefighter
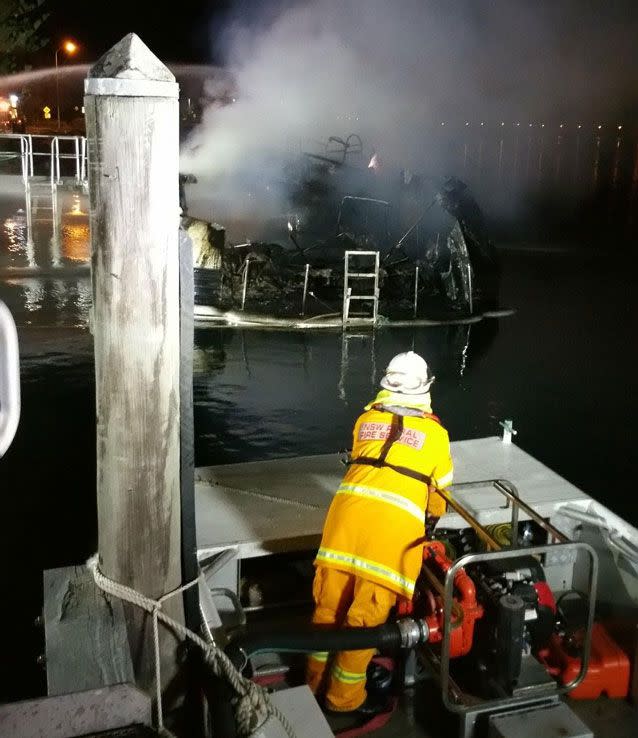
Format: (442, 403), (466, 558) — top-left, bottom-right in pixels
(307, 350), (453, 714)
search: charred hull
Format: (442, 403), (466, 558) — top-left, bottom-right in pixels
(191, 240), (500, 322)
(181, 142), (501, 319)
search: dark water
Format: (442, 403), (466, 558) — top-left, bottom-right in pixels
(191, 249), (637, 521)
(0, 189), (637, 702)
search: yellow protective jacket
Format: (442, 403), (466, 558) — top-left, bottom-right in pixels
(315, 403), (453, 598)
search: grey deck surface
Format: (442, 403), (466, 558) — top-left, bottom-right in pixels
(368, 696), (638, 738)
(195, 437), (589, 558)
(258, 686), (333, 737)
(290, 678), (638, 738)
(321, 680), (638, 738)
(195, 452), (341, 557)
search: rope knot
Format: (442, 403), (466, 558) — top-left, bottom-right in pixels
(85, 553), (295, 738)
(235, 682), (270, 736)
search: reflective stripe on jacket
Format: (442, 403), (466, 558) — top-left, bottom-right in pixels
(316, 405), (453, 597)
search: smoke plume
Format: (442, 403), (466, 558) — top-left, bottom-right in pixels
(179, 0), (638, 233)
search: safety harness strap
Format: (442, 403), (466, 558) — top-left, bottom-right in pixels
(350, 456), (433, 485)
(377, 413), (404, 462)
(349, 410), (434, 485)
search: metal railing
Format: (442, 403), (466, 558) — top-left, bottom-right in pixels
(50, 135), (84, 185)
(0, 133), (87, 186)
(430, 542), (598, 715)
(437, 478), (570, 548)
(0, 133), (31, 184)
(421, 478), (598, 717)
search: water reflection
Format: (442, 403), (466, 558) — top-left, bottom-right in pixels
(195, 322), (497, 392)
(338, 332), (378, 402)
(54, 191), (91, 266)
(4, 212), (28, 256)
(1, 190), (91, 325)
(1, 190), (91, 271)
(2, 276), (91, 326)
(15, 277), (45, 314)
(192, 320), (500, 464)
(61, 220), (90, 262)
(2, 206), (34, 267)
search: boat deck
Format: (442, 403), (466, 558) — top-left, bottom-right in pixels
(194, 438), (638, 737)
(348, 685), (638, 738)
(194, 436), (591, 560)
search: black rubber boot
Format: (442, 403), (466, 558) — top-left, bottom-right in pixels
(366, 661), (393, 694)
(356, 691), (392, 716)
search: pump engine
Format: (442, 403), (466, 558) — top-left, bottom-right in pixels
(398, 534), (591, 703)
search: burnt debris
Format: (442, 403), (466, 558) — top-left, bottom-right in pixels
(182, 135), (501, 319)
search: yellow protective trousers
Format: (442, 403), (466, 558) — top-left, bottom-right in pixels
(306, 566), (397, 712)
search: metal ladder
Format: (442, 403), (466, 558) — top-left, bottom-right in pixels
(29, 182), (57, 225)
(338, 331), (377, 402)
(26, 182), (60, 262)
(342, 250), (380, 326)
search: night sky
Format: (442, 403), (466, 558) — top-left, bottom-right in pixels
(45, 0), (235, 65)
(41, 0), (638, 77)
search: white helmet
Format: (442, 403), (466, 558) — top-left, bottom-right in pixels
(380, 351), (434, 395)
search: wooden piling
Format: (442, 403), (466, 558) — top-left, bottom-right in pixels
(84, 34), (183, 692)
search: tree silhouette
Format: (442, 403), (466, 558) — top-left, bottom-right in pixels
(0, 0), (49, 73)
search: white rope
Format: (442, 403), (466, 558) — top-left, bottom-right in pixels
(86, 554), (296, 738)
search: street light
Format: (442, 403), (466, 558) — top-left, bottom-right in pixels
(55, 40), (78, 130)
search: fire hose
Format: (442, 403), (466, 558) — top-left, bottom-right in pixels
(225, 618), (431, 671)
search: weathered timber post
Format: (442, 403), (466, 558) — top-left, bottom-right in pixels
(84, 34), (183, 693)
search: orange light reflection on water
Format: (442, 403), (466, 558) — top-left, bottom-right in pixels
(61, 194), (90, 262)
(61, 220), (90, 262)
(3, 216), (26, 253)
(65, 194), (87, 218)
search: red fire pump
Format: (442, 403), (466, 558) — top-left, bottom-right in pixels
(396, 538), (628, 703)
(397, 541), (484, 657)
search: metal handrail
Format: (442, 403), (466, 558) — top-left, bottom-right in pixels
(435, 478), (570, 545)
(21, 135), (57, 179)
(0, 134), (30, 184)
(419, 480), (597, 713)
(50, 136), (83, 185)
(1, 134), (87, 185)
(0, 300), (20, 458)
(80, 136), (87, 182)
(432, 485), (502, 550)
(27, 134), (33, 176)
(51, 136), (59, 185)
(433, 541), (598, 714)
(20, 135), (29, 184)
(209, 587), (247, 627)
